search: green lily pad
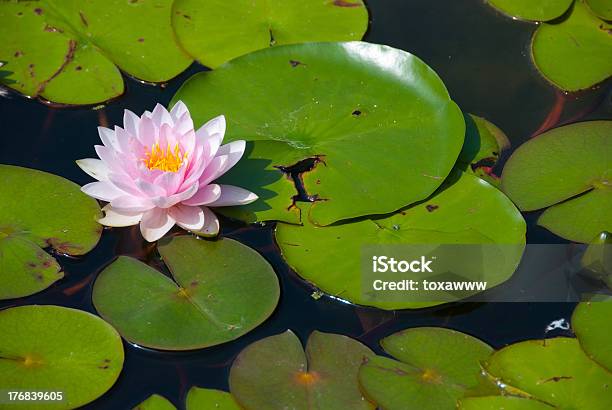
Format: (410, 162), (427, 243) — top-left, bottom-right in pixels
(485, 337), (612, 409)
(92, 236), (279, 350)
(186, 388), (240, 410)
(531, 1), (612, 91)
(172, 41), (465, 226)
(581, 231), (612, 287)
(487, 0), (573, 21)
(586, 0), (612, 19)
(0, 165), (102, 300)
(171, 0), (368, 69)
(457, 114), (510, 187)
(229, 330), (374, 410)
(501, 121), (611, 243)
(0, 305), (124, 410)
(359, 327), (495, 410)
(0, 0), (191, 105)
(459, 396), (554, 410)
(276, 171), (526, 310)
(134, 394), (176, 410)
(572, 300), (612, 371)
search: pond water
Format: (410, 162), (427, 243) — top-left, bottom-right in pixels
(1, 0), (610, 408)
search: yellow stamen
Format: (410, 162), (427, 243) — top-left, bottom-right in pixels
(143, 142), (187, 172)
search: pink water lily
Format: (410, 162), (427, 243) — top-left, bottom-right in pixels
(77, 101), (257, 242)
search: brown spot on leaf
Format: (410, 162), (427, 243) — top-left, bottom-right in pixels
(426, 204), (439, 212)
(352, 109), (362, 117)
(79, 11), (88, 27)
(14, 51), (23, 57)
(333, 0), (362, 7)
(75, 65), (82, 71)
(34, 8), (43, 15)
(138, 37), (144, 42)
(35, 39), (77, 96)
(289, 59), (305, 67)
(183, 14), (191, 19)
(541, 376), (573, 383)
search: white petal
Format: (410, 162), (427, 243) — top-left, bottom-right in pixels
(207, 185), (258, 207)
(140, 208), (176, 242)
(98, 204), (142, 227)
(81, 181), (124, 202)
(123, 109), (140, 137)
(182, 184), (221, 206)
(196, 115), (226, 158)
(199, 207), (220, 236)
(76, 158), (110, 181)
(169, 204), (205, 231)
(170, 100), (189, 120)
(98, 126), (122, 152)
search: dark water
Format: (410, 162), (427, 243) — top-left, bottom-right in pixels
(1, 0), (611, 408)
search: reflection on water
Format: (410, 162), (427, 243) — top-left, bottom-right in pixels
(0, 0), (610, 408)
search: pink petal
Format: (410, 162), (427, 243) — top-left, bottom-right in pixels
(135, 179), (166, 198)
(182, 184), (221, 206)
(109, 172), (144, 197)
(111, 195), (155, 212)
(123, 109), (140, 137)
(81, 181), (124, 202)
(140, 208), (176, 242)
(169, 204), (205, 231)
(199, 207), (220, 236)
(151, 183), (198, 209)
(198, 155), (228, 187)
(214, 140), (246, 178)
(170, 101), (189, 121)
(197, 115), (226, 160)
(151, 103), (174, 128)
(98, 204), (142, 227)
(138, 116), (157, 148)
(208, 185), (258, 207)
(98, 127), (120, 151)
(76, 158), (109, 181)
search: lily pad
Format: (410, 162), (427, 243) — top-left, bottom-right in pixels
(487, 0), (573, 21)
(171, 0), (368, 68)
(0, 305), (124, 410)
(457, 114), (510, 187)
(92, 236), (279, 350)
(276, 171), (526, 310)
(459, 396), (554, 410)
(572, 300), (612, 371)
(134, 394), (176, 410)
(0, 165), (102, 300)
(485, 337), (612, 409)
(581, 231), (612, 286)
(501, 121), (611, 243)
(229, 330), (374, 410)
(359, 327), (495, 410)
(0, 0), (191, 105)
(531, 1), (612, 91)
(586, 0), (612, 19)
(172, 41), (465, 226)
(186, 388), (240, 410)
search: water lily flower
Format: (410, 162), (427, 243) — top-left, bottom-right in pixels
(77, 102), (257, 242)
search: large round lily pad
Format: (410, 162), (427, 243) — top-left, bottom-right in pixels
(0, 165), (102, 300)
(276, 171), (526, 310)
(531, 1), (612, 91)
(485, 337), (612, 409)
(572, 300), (612, 371)
(487, 0), (573, 21)
(359, 327), (496, 410)
(501, 121), (611, 243)
(459, 396), (554, 410)
(0, 0), (191, 105)
(229, 330), (374, 410)
(92, 236), (279, 350)
(172, 0), (368, 68)
(172, 41), (465, 226)
(0, 305), (124, 410)
(186, 388), (240, 410)
(134, 394), (176, 410)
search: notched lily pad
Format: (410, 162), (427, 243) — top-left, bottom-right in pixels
(172, 0), (369, 68)
(457, 113), (510, 187)
(572, 300), (612, 371)
(186, 387), (240, 410)
(276, 171), (526, 310)
(0, 0), (192, 104)
(359, 327), (496, 410)
(92, 236), (280, 350)
(0, 305), (124, 410)
(501, 121), (611, 243)
(134, 394), (176, 410)
(172, 41), (465, 226)
(487, 0), (573, 21)
(0, 165), (102, 300)
(485, 337), (612, 410)
(531, 1), (612, 91)
(229, 330), (374, 410)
